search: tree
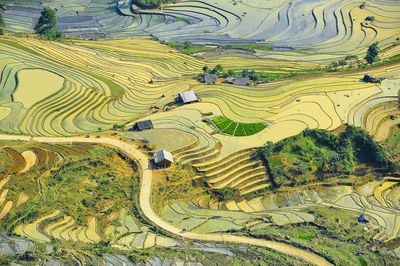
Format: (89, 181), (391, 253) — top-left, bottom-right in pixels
(35, 7), (61, 39)
(202, 65), (209, 73)
(338, 59), (347, 69)
(0, 12), (5, 35)
(183, 40), (192, 50)
(211, 64), (223, 74)
(365, 42), (380, 65)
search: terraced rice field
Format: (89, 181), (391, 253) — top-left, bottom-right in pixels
(212, 116), (266, 136)
(0, 2), (400, 262)
(17, 208), (180, 249)
(160, 177), (400, 247)
(2, 0), (400, 63)
(13, 69), (65, 108)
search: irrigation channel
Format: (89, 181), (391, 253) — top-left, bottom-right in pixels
(0, 134), (332, 266)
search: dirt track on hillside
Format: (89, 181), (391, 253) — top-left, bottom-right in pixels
(0, 134), (332, 266)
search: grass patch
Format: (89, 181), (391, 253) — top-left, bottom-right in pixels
(85, 72), (125, 98)
(222, 122), (238, 135)
(234, 124), (246, 136)
(175, 17), (189, 24)
(212, 116), (266, 136)
(215, 120), (231, 131)
(244, 124), (256, 135)
(0, 39), (43, 57)
(220, 44), (272, 52)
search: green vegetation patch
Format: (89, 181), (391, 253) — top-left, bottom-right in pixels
(252, 205), (397, 265)
(219, 44), (272, 52)
(133, 0), (175, 8)
(258, 126), (396, 187)
(86, 72), (125, 98)
(1, 141), (140, 233)
(212, 116), (266, 136)
(222, 122), (238, 135)
(384, 124), (400, 164)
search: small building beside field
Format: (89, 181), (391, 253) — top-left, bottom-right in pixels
(233, 77), (250, 86)
(131, 120), (154, 131)
(363, 74), (382, 83)
(179, 90), (198, 104)
(154, 149), (173, 168)
(204, 74), (217, 84)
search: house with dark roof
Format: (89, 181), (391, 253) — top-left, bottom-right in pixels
(179, 90), (198, 104)
(233, 77), (250, 86)
(204, 74), (217, 84)
(131, 120), (154, 131)
(154, 149), (173, 168)
(363, 74), (383, 84)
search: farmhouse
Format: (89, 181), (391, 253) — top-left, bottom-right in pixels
(131, 120), (154, 131)
(154, 149), (173, 168)
(204, 74), (217, 84)
(363, 74), (383, 83)
(179, 90), (198, 104)
(233, 77), (250, 86)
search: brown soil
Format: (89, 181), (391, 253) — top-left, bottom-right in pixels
(2, 147), (25, 174)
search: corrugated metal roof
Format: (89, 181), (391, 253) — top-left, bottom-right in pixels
(204, 74), (217, 83)
(233, 77), (250, 86)
(154, 149), (173, 164)
(136, 120), (154, 131)
(179, 90), (198, 104)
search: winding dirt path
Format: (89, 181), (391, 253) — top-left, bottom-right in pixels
(0, 134), (331, 266)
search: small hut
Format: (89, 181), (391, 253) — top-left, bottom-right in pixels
(204, 74), (217, 84)
(131, 120), (154, 131)
(154, 149), (173, 168)
(179, 90), (198, 104)
(363, 74), (382, 83)
(233, 77), (250, 86)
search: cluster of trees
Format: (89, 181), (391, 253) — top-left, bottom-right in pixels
(258, 126), (396, 188)
(328, 42), (381, 71)
(202, 64), (292, 82)
(133, 0), (175, 8)
(34, 7), (62, 40)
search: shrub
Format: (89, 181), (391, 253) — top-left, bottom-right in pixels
(365, 16), (375, 21)
(345, 55), (358, 60)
